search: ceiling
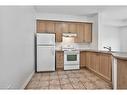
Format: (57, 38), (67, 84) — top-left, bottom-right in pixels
(35, 6), (127, 27)
(35, 6), (127, 20)
(35, 6), (104, 16)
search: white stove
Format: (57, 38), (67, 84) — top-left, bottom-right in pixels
(62, 45), (80, 70)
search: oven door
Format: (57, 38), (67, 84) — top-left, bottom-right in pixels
(67, 54), (77, 61)
(64, 51), (79, 65)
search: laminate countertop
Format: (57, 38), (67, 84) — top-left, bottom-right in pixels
(55, 48), (127, 60)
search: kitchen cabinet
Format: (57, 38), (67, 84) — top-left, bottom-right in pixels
(61, 22), (69, 33)
(80, 51), (86, 67)
(90, 52), (100, 73)
(68, 22), (77, 32)
(85, 51), (112, 82)
(85, 52), (91, 68)
(54, 22), (63, 42)
(83, 23), (92, 43)
(99, 53), (112, 81)
(37, 20), (55, 33)
(117, 59), (127, 89)
(75, 23), (84, 43)
(73, 23), (92, 43)
(37, 20), (92, 43)
(56, 51), (64, 69)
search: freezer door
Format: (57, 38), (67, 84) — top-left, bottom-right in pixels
(37, 46), (55, 72)
(37, 33), (55, 45)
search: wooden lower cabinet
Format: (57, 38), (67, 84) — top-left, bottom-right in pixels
(85, 52), (112, 82)
(85, 52), (91, 68)
(99, 53), (112, 82)
(80, 51), (86, 67)
(91, 52), (100, 73)
(56, 51), (64, 69)
(117, 59), (127, 89)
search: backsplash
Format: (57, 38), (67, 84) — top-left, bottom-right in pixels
(55, 42), (93, 50)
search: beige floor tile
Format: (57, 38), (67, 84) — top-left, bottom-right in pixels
(67, 73), (79, 78)
(61, 84), (73, 89)
(40, 74), (50, 80)
(31, 73), (42, 81)
(79, 77), (91, 83)
(57, 71), (66, 75)
(50, 75), (59, 80)
(50, 72), (58, 76)
(88, 76), (100, 82)
(71, 81), (86, 89)
(59, 78), (70, 84)
(69, 77), (80, 83)
(83, 81), (97, 89)
(94, 80), (111, 89)
(49, 84), (61, 89)
(49, 79), (60, 85)
(26, 81), (39, 89)
(38, 80), (49, 87)
(59, 75), (68, 79)
(65, 71), (74, 74)
(38, 86), (49, 89)
(26, 68), (112, 90)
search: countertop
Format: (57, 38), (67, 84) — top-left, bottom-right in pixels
(55, 48), (127, 60)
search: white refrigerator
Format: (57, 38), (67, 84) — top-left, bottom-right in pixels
(36, 33), (55, 72)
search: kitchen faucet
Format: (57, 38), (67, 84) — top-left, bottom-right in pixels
(104, 46), (112, 51)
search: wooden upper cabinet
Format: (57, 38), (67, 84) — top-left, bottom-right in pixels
(37, 20), (46, 32)
(68, 22), (77, 32)
(37, 20), (55, 33)
(54, 22), (63, 42)
(83, 23), (92, 43)
(46, 21), (55, 32)
(75, 23), (84, 43)
(37, 20), (92, 43)
(61, 22), (69, 33)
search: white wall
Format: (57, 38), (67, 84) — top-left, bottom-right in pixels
(36, 13), (98, 50)
(120, 27), (127, 52)
(98, 13), (121, 51)
(0, 7), (35, 89)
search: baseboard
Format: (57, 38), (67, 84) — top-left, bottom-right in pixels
(21, 71), (35, 89)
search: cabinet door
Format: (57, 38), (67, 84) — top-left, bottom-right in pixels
(56, 51), (64, 69)
(61, 22), (69, 33)
(85, 52), (91, 68)
(45, 21), (55, 32)
(75, 23), (84, 43)
(117, 59), (127, 89)
(90, 52), (100, 73)
(37, 20), (55, 33)
(37, 20), (46, 32)
(54, 22), (62, 42)
(83, 23), (92, 43)
(68, 22), (77, 32)
(80, 51), (86, 67)
(99, 54), (112, 81)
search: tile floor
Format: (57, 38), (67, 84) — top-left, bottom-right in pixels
(25, 68), (112, 90)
